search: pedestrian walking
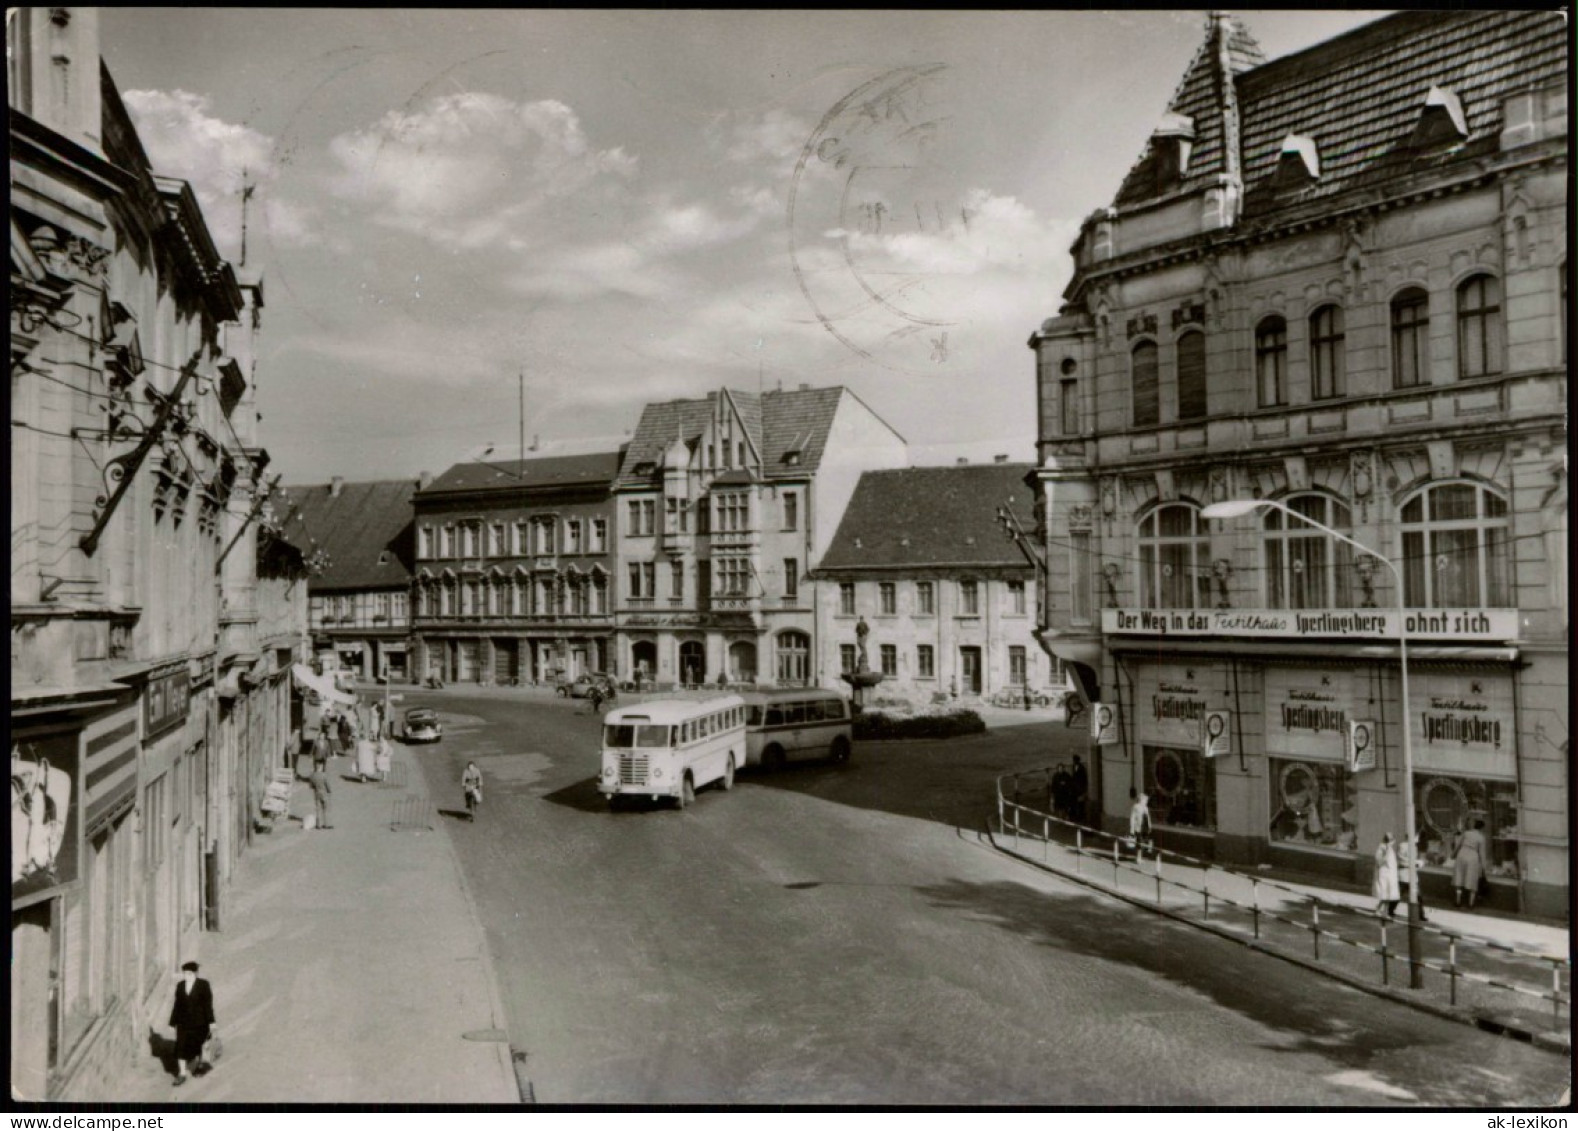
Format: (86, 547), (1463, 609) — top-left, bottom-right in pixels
(462, 761), (483, 821)
(1070, 754), (1089, 825)
(1127, 788), (1152, 858)
(1372, 832), (1401, 917)
(168, 961), (216, 1086)
(337, 711), (354, 757)
(1396, 838), (1428, 923)
(1452, 818), (1488, 909)
(587, 683), (604, 716)
(375, 735), (392, 783)
(310, 761), (333, 829)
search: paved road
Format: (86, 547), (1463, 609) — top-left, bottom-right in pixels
(403, 689), (1568, 1107)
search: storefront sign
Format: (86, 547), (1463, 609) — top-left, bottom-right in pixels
(1103, 608), (1518, 642)
(1410, 671), (1515, 780)
(1135, 665), (1213, 748)
(1264, 668), (1361, 763)
(623, 612), (755, 629)
(12, 729), (81, 906)
(1090, 702), (1119, 745)
(144, 665), (191, 741)
(1202, 710), (1230, 759)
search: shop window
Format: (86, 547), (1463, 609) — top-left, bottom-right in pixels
(1131, 340), (1159, 427)
(1399, 482), (1510, 608)
(879, 582), (896, 615)
(915, 581), (935, 616)
(1136, 503), (1210, 609)
(1143, 745), (1216, 830)
(917, 644), (935, 678)
(1269, 760), (1358, 851)
(1456, 274), (1503, 379)
(1263, 494), (1354, 609)
(1254, 317), (1286, 407)
(879, 644), (897, 676)
(1413, 774), (1519, 882)
(1391, 287), (1429, 388)
(1309, 305), (1345, 400)
(1177, 330), (1208, 419)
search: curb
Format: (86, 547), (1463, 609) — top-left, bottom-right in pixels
(403, 748), (532, 1103)
(983, 827), (1571, 1057)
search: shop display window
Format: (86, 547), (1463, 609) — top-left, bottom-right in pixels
(1143, 745), (1216, 830)
(1413, 774), (1520, 880)
(1269, 759), (1358, 851)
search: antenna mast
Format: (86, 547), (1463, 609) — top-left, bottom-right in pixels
(239, 168), (255, 267)
(518, 371), (526, 465)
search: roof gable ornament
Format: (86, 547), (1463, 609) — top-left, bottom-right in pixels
(1409, 85), (1469, 150)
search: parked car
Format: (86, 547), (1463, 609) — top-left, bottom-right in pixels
(556, 673), (618, 700)
(402, 707), (442, 743)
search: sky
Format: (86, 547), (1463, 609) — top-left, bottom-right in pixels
(99, 9), (1392, 485)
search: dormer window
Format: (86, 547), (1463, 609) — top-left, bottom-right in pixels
(1150, 112), (1195, 193)
(1271, 134), (1320, 189)
(634, 461), (656, 477)
(783, 449), (802, 466)
(1409, 85), (1469, 150)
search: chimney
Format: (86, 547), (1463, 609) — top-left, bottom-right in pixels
(798, 383), (811, 391)
(994, 454), (1009, 464)
(417, 470), (432, 490)
(956, 457), (969, 466)
(330, 477), (344, 497)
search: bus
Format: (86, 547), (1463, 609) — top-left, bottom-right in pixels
(741, 688), (853, 770)
(598, 695), (746, 809)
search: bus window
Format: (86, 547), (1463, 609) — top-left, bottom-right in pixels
(604, 724), (636, 748)
(805, 700), (826, 722)
(635, 725), (672, 748)
(786, 703), (806, 725)
(826, 698), (846, 719)
(747, 705), (763, 726)
(765, 707), (784, 727)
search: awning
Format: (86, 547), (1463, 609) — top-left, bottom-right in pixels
(291, 663), (357, 705)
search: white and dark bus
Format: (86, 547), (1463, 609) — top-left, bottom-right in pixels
(598, 695), (746, 809)
(741, 689), (854, 770)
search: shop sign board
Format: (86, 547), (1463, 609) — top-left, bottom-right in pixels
(1409, 671), (1515, 780)
(144, 665), (191, 741)
(1137, 666), (1211, 748)
(1263, 668), (1358, 763)
(1346, 720), (1376, 773)
(1102, 608), (1518, 642)
(1201, 710), (1230, 759)
(1090, 702), (1119, 745)
(12, 728), (81, 907)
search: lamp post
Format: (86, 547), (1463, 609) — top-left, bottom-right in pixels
(1201, 497), (1422, 989)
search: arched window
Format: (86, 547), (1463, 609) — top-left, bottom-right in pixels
(1176, 331), (1207, 420)
(1136, 503), (1210, 609)
(1399, 482), (1510, 608)
(1254, 316), (1287, 407)
(775, 631), (811, 686)
(1391, 287), (1429, 388)
(1131, 341), (1159, 428)
(1456, 274), (1502, 379)
(1262, 494), (1353, 609)
(1309, 305), (1345, 400)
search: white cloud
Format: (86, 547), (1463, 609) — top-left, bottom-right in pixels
(121, 89), (315, 257)
(327, 93), (637, 249)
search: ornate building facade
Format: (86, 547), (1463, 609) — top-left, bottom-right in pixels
(612, 385), (907, 689)
(10, 7), (308, 1098)
(1031, 12), (1567, 915)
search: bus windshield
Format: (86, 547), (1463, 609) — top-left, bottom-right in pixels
(604, 723), (672, 749)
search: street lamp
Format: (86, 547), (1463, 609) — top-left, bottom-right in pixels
(1201, 497), (1423, 989)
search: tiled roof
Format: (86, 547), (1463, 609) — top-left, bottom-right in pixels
(277, 480), (417, 593)
(816, 464), (1037, 572)
(616, 385), (848, 488)
(1236, 10), (1567, 215)
(1115, 15), (1265, 209)
(1114, 11), (1566, 217)
(419, 450), (624, 496)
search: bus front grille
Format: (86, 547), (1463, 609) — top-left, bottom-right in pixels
(618, 754), (649, 786)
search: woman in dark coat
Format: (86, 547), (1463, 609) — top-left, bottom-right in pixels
(169, 961), (216, 1084)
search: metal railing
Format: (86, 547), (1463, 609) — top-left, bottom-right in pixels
(995, 767), (1569, 1027)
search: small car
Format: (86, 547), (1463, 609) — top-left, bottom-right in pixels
(556, 673), (618, 700)
(402, 707), (442, 743)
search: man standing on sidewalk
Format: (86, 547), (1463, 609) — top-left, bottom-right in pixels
(311, 761), (334, 830)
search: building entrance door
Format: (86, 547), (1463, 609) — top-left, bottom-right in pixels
(678, 640), (705, 687)
(959, 647), (982, 695)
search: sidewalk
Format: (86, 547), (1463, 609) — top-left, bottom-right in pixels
(111, 746), (520, 1104)
(992, 812), (1570, 1052)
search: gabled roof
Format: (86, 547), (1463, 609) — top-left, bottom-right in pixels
(1110, 10), (1566, 220)
(817, 464), (1037, 572)
(419, 450), (624, 497)
(276, 480), (417, 593)
(616, 385), (851, 489)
